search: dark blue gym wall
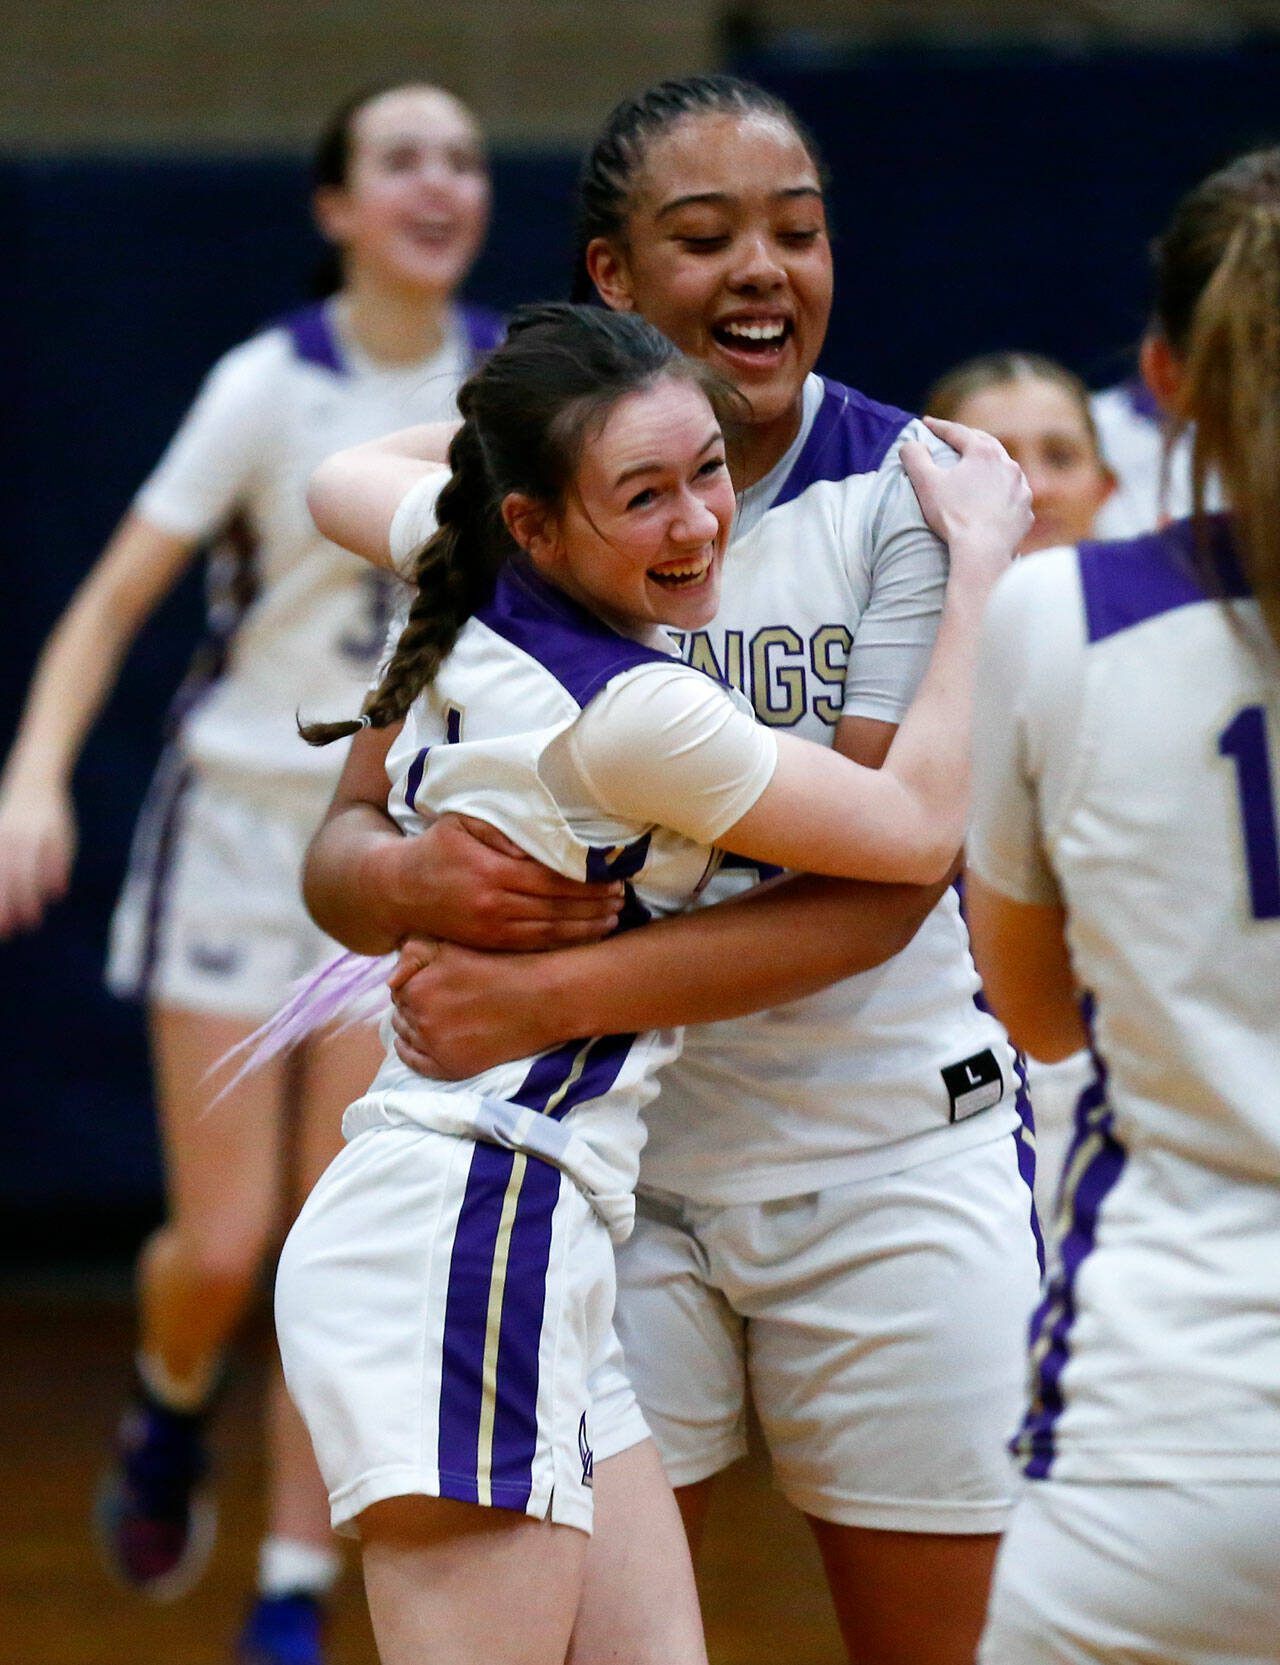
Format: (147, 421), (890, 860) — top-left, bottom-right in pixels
(2, 42), (1278, 1253)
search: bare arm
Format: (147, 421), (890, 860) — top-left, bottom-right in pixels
(388, 866), (946, 1078)
(303, 728), (625, 955)
(306, 422), (458, 570)
(383, 713), (945, 1077)
(964, 872), (1086, 1062)
(0, 512), (197, 935)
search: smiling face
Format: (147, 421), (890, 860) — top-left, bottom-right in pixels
(512, 376), (736, 634)
(951, 377), (1115, 553)
(587, 112), (833, 486)
(315, 86), (490, 299)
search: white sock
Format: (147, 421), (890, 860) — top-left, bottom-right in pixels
(258, 1536), (341, 1600)
(136, 1349), (219, 1414)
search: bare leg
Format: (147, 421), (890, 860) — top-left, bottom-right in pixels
(809, 1518), (1001, 1665)
(568, 1442), (707, 1665)
(265, 1024), (385, 1551)
(361, 1495), (587, 1665)
(138, 1004), (287, 1387)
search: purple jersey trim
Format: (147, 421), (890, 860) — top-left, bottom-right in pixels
(459, 303), (505, 361)
(281, 300), (504, 376)
(1078, 515), (1247, 645)
(437, 1142), (560, 1514)
(281, 302), (346, 374)
(476, 558), (676, 710)
(771, 377), (914, 510)
(1013, 996), (1125, 1480)
(1123, 377), (1162, 423)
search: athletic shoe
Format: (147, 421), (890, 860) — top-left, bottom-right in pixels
(95, 1380), (216, 1601)
(235, 1592), (326, 1665)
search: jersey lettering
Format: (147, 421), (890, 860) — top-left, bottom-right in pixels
(810, 625), (854, 725)
(1218, 704), (1280, 920)
(672, 624), (849, 729)
(750, 627), (806, 727)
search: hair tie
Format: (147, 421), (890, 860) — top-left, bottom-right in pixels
(357, 714), (373, 728)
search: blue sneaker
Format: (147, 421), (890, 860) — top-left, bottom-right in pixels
(95, 1382), (216, 1601)
(236, 1593), (326, 1665)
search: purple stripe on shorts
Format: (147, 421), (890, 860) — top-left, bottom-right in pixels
(1015, 998), (1126, 1479)
(509, 1029), (637, 1124)
(771, 377), (913, 509)
(437, 1142), (515, 1504)
(1010, 1048), (1045, 1276)
(130, 752), (195, 1003)
(487, 1154), (561, 1509)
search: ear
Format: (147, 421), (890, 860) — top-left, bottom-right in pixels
(501, 492), (559, 565)
(312, 185), (353, 247)
(1139, 331), (1184, 416)
(585, 237), (635, 312)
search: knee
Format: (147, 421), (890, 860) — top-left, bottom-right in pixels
(157, 1214), (277, 1299)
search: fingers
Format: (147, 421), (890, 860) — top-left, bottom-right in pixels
(447, 813), (528, 859)
(439, 812), (623, 901)
(922, 414), (984, 452)
(388, 936), (438, 991)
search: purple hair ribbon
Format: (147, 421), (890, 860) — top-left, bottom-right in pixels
(204, 949), (394, 1107)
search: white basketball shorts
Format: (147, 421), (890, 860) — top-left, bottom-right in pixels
(106, 751), (339, 1021)
(276, 1122), (650, 1537)
(980, 1479), (1280, 1663)
(614, 1124), (1041, 1531)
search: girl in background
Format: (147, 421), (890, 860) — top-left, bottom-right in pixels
(967, 148), (1280, 1663)
(0, 81), (495, 1665)
(925, 350), (1116, 1230)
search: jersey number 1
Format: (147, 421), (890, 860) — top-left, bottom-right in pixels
(1218, 705), (1280, 920)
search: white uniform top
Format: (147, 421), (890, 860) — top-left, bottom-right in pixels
(969, 516), (1280, 1481)
(637, 374), (1021, 1204)
(1090, 379), (1195, 539)
(347, 482), (778, 1241)
(134, 298), (502, 810)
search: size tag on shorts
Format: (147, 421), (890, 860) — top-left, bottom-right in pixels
(941, 1049), (1004, 1121)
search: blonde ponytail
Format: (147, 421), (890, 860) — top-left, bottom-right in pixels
(1154, 150), (1280, 649)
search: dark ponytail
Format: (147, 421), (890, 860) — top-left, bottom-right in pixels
(571, 74), (828, 303)
(302, 301), (745, 744)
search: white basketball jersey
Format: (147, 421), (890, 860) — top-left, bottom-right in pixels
(346, 559), (740, 1241)
(969, 518), (1280, 1481)
(134, 300), (502, 805)
(639, 374), (1022, 1204)
(1090, 379), (1194, 539)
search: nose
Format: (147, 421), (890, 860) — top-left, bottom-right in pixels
(672, 486), (721, 546)
(729, 232), (786, 293)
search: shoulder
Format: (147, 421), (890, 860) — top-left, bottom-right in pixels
(773, 376), (917, 510)
(1075, 516), (1242, 646)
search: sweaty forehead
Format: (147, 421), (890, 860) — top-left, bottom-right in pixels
(630, 111), (820, 211)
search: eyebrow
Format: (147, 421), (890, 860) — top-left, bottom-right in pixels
(613, 429), (723, 487)
(654, 186), (823, 221)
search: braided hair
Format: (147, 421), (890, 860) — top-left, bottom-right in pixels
(301, 301), (744, 745)
(570, 74), (828, 302)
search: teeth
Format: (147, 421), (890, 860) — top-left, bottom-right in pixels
(650, 557), (710, 585)
(721, 320), (786, 342)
